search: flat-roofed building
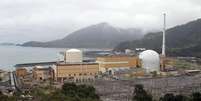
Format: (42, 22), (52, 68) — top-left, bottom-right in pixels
(56, 63), (99, 83)
(16, 67), (27, 78)
(0, 69), (8, 81)
(32, 66), (54, 81)
(96, 55), (140, 73)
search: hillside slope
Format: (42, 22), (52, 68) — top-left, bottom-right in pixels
(22, 23), (143, 48)
(114, 19), (201, 57)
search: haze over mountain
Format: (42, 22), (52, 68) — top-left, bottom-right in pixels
(114, 18), (201, 57)
(1, 0), (201, 43)
(22, 23), (143, 48)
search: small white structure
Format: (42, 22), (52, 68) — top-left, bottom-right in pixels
(125, 49), (132, 54)
(107, 67), (130, 75)
(35, 66), (44, 69)
(139, 50), (160, 73)
(65, 49), (83, 63)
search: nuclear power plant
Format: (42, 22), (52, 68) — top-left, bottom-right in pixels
(12, 13), (201, 101)
(15, 14), (171, 84)
(23, 14), (169, 83)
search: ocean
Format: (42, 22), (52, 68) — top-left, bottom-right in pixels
(0, 46), (66, 70)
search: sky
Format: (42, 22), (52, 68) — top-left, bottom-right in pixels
(0, 0), (201, 43)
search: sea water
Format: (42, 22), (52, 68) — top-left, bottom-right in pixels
(0, 46), (65, 70)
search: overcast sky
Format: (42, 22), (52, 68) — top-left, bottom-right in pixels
(0, 0), (201, 43)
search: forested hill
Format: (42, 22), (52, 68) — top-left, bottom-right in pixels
(114, 18), (201, 57)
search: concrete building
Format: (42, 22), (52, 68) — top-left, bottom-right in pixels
(32, 66), (54, 81)
(139, 50), (160, 73)
(55, 48), (99, 83)
(96, 55), (140, 73)
(56, 63), (99, 83)
(0, 69), (8, 81)
(65, 49), (83, 63)
(16, 67), (27, 78)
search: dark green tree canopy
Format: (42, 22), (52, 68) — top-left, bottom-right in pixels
(132, 84), (153, 101)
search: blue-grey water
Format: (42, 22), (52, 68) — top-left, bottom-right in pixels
(0, 46), (110, 71)
(0, 46), (66, 70)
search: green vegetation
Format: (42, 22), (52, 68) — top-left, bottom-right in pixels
(60, 83), (100, 101)
(114, 18), (201, 58)
(132, 84), (201, 101)
(159, 92), (201, 101)
(173, 59), (201, 70)
(132, 84), (153, 101)
(159, 93), (188, 101)
(0, 83), (100, 101)
(0, 91), (17, 101)
(191, 92), (201, 101)
(174, 60), (192, 69)
(1, 83), (201, 101)
(151, 71), (158, 77)
(28, 83), (101, 101)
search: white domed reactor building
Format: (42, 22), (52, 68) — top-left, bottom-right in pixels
(65, 49), (83, 63)
(139, 50), (160, 73)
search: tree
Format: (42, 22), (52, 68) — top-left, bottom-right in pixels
(191, 92), (201, 101)
(132, 84), (153, 101)
(61, 83), (100, 101)
(151, 71), (158, 77)
(0, 91), (17, 101)
(175, 94), (188, 101)
(62, 82), (77, 97)
(159, 93), (175, 101)
(160, 93), (189, 101)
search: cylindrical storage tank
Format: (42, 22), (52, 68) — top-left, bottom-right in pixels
(65, 49), (83, 63)
(139, 50), (160, 73)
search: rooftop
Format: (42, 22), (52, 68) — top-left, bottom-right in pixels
(57, 62), (98, 66)
(66, 49), (81, 52)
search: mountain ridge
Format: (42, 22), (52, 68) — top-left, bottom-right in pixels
(22, 22), (143, 48)
(114, 18), (201, 57)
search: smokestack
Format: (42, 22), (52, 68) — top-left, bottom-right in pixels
(64, 51), (66, 63)
(162, 13), (166, 57)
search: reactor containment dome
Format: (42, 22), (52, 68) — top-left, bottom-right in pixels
(65, 49), (83, 63)
(139, 50), (160, 73)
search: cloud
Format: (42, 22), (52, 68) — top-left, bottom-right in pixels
(0, 0), (201, 43)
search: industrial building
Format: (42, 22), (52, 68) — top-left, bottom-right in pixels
(0, 69), (8, 81)
(15, 48), (164, 83)
(55, 49), (99, 83)
(96, 55), (140, 74)
(16, 67), (28, 78)
(32, 66), (54, 81)
(56, 63), (99, 83)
